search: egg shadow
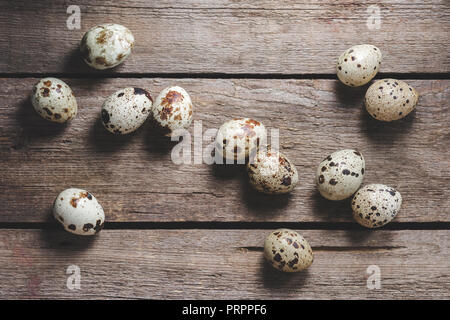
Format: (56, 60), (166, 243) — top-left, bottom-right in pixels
(87, 115), (137, 153)
(13, 98), (70, 149)
(333, 81), (368, 108)
(360, 108), (416, 144)
(260, 256), (310, 291)
(310, 189), (351, 221)
(240, 177), (291, 217)
(62, 47), (93, 74)
(143, 118), (181, 158)
(38, 207), (98, 255)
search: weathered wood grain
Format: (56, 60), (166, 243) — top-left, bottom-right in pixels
(0, 78), (448, 223)
(0, 0), (449, 74)
(0, 229), (448, 299)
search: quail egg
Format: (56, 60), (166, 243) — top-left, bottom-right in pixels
(31, 77), (77, 123)
(365, 79), (419, 121)
(101, 87), (152, 134)
(316, 149), (365, 200)
(352, 184), (402, 228)
(337, 44), (381, 87)
(264, 229), (314, 272)
(53, 188), (105, 235)
(215, 118), (267, 162)
(152, 86), (193, 136)
(80, 23), (135, 70)
(247, 146), (298, 194)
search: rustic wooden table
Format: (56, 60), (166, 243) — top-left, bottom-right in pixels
(0, 1), (449, 299)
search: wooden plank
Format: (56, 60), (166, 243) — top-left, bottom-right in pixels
(0, 229), (448, 299)
(0, 0), (449, 74)
(0, 78), (448, 223)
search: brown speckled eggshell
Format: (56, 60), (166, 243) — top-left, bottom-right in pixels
(215, 118), (267, 162)
(53, 188), (105, 236)
(337, 44), (382, 87)
(152, 86), (193, 136)
(352, 184), (402, 228)
(31, 77), (77, 123)
(316, 149), (365, 200)
(80, 24), (134, 70)
(365, 79), (419, 121)
(264, 229), (314, 272)
(101, 87), (152, 134)
(247, 146), (299, 194)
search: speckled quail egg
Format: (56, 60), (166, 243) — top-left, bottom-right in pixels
(352, 184), (402, 228)
(215, 118), (267, 162)
(101, 87), (152, 134)
(247, 146), (298, 194)
(365, 79), (419, 121)
(80, 23), (134, 70)
(53, 188), (105, 235)
(337, 44), (382, 87)
(30, 77), (77, 123)
(264, 229), (314, 272)
(152, 86), (193, 136)
(316, 149), (365, 200)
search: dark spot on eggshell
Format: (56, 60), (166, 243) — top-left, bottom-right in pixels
(134, 87), (153, 102)
(342, 169), (350, 175)
(43, 80), (52, 87)
(83, 223), (94, 232)
(281, 176), (291, 186)
(101, 109), (110, 124)
(54, 113), (61, 120)
(273, 253), (282, 262)
(41, 88), (50, 97)
(95, 57), (107, 66)
(117, 92), (124, 98)
(329, 179), (338, 185)
(287, 258), (299, 269)
(94, 219), (104, 233)
(68, 224), (76, 231)
(318, 175), (325, 184)
(160, 105), (173, 121)
(42, 107), (52, 116)
(70, 197), (79, 208)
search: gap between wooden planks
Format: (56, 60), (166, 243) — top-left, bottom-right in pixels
(0, 78), (449, 223)
(0, 0), (449, 74)
(0, 229), (448, 299)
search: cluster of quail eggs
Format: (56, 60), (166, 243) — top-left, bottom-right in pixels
(31, 25), (413, 277)
(213, 117), (310, 272)
(315, 149), (402, 229)
(337, 44), (419, 121)
(31, 23), (194, 136)
(31, 24), (194, 236)
(264, 44), (416, 273)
